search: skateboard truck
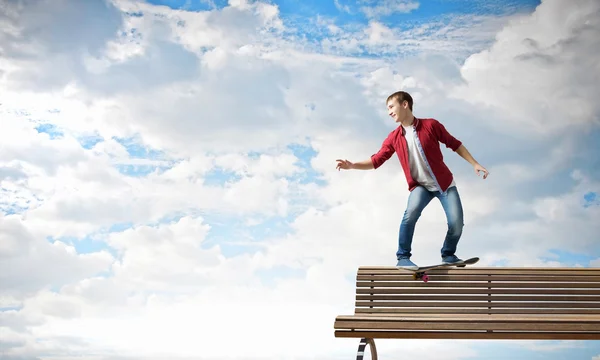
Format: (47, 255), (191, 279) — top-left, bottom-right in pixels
(412, 272), (430, 282)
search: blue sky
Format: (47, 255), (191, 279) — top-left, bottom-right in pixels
(146, 0), (541, 21)
(2, 0), (600, 358)
(143, 0), (543, 61)
(469, 341), (599, 360)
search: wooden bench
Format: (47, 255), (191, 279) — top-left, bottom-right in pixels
(334, 266), (600, 359)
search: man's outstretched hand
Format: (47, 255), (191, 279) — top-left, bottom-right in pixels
(336, 159), (353, 171)
(474, 163), (489, 179)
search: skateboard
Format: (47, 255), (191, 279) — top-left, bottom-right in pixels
(401, 257), (479, 282)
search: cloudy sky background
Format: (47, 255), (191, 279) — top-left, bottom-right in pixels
(1, 0), (599, 359)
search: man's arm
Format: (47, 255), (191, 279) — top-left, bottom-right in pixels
(337, 134), (395, 171)
(433, 120), (462, 151)
(370, 135), (395, 169)
(336, 159), (374, 170)
(354, 160), (375, 170)
(432, 120), (489, 179)
(456, 144), (489, 179)
(455, 145), (478, 166)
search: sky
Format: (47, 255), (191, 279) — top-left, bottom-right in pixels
(1, 0), (599, 359)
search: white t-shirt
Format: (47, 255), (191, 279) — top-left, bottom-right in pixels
(403, 124), (455, 192)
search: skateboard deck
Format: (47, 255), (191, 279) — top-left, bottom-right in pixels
(401, 256), (479, 282)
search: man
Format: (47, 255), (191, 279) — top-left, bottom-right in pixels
(336, 91), (489, 270)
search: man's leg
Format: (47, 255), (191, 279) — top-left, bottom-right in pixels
(437, 186), (465, 262)
(396, 186), (435, 267)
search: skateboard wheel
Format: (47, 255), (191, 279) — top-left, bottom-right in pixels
(412, 273), (417, 280)
(423, 274), (429, 282)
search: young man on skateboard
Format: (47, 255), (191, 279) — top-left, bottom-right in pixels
(336, 91), (489, 270)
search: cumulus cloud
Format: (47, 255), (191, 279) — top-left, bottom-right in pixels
(453, 0), (600, 136)
(0, 0), (124, 91)
(0, 214), (114, 300)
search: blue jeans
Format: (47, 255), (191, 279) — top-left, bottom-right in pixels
(396, 185), (464, 259)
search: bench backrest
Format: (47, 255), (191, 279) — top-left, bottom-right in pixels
(355, 266), (600, 315)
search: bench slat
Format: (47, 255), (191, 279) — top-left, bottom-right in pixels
(334, 331), (600, 340)
(337, 314), (600, 321)
(351, 312), (600, 318)
(357, 275), (600, 282)
(355, 308), (600, 314)
(357, 281), (600, 288)
(358, 268), (600, 275)
(356, 295), (600, 302)
(336, 322), (599, 332)
(356, 288), (600, 295)
(356, 301), (600, 308)
(358, 267), (600, 274)
(337, 322), (600, 332)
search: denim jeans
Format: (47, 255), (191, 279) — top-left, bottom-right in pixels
(396, 185), (464, 259)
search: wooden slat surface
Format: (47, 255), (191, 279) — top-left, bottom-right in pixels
(335, 314), (600, 338)
(355, 301), (600, 308)
(357, 275), (600, 281)
(356, 294), (600, 301)
(337, 322), (598, 331)
(334, 331), (600, 340)
(354, 267), (600, 310)
(337, 314), (600, 321)
(357, 281), (600, 288)
(358, 268), (600, 275)
(358, 267), (600, 274)
(355, 308), (600, 314)
(356, 288), (600, 295)
(335, 266), (600, 340)
(352, 311), (600, 317)
(335, 315), (600, 331)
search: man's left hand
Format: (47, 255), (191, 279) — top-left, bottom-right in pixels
(474, 164), (489, 179)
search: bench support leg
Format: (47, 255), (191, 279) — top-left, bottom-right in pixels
(356, 337), (377, 360)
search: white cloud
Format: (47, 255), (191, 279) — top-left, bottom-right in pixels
(334, 0), (351, 14)
(107, 216), (225, 291)
(1, 0), (599, 359)
(320, 12), (520, 60)
(0, 214), (114, 300)
(0, 0), (124, 91)
(512, 339), (585, 352)
(213, 152), (301, 178)
(453, 0), (600, 136)
(360, 0), (420, 19)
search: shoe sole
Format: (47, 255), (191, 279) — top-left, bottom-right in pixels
(397, 265), (419, 270)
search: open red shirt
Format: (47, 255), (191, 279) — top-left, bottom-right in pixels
(370, 117), (462, 193)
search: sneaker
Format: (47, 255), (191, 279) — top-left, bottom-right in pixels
(442, 255), (465, 267)
(396, 257), (418, 270)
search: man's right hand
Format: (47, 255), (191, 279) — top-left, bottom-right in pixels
(336, 159), (354, 171)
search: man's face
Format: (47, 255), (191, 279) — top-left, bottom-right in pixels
(387, 98), (406, 123)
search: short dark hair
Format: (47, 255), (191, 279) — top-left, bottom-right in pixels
(386, 91), (413, 111)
